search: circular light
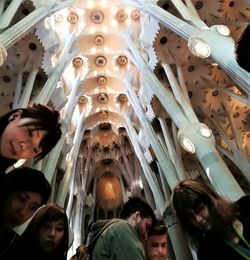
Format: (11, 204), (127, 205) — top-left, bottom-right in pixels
(116, 10), (127, 22)
(178, 134), (195, 154)
(72, 57), (83, 67)
(91, 11), (104, 24)
(97, 76), (107, 85)
(188, 38), (211, 58)
(118, 94), (127, 102)
(94, 35), (104, 46)
(117, 55), (128, 65)
(200, 123), (212, 138)
(67, 12), (78, 24)
(79, 96), (87, 104)
(95, 56), (106, 67)
(54, 14), (63, 23)
(97, 93), (108, 103)
(131, 10), (140, 20)
(215, 25), (230, 36)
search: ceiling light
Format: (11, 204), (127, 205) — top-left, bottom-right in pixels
(200, 123), (212, 138)
(178, 133), (195, 154)
(188, 38), (211, 58)
(212, 25), (230, 36)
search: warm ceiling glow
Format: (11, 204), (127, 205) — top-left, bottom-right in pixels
(111, 20), (118, 28)
(86, 0), (94, 9)
(100, 0), (107, 8)
(104, 182), (116, 199)
(90, 47), (97, 54)
(88, 26), (96, 34)
(96, 172), (123, 210)
(102, 26), (108, 33)
(110, 7), (118, 15)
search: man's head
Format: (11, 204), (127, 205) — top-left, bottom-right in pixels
(0, 167), (51, 229)
(121, 197), (156, 243)
(145, 220), (168, 260)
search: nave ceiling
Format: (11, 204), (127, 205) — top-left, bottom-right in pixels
(0, 0), (249, 230)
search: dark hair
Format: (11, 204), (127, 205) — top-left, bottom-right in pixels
(148, 219), (167, 237)
(236, 24), (250, 72)
(21, 203), (69, 260)
(120, 197), (156, 224)
(1, 167), (51, 205)
(0, 103), (62, 162)
(171, 179), (237, 247)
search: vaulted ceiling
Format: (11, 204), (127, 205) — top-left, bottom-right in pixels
(0, 0), (249, 246)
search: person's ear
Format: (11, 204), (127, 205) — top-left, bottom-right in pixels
(8, 110), (22, 122)
(133, 211), (141, 225)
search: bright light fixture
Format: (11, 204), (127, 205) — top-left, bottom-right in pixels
(214, 25), (230, 36)
(188, 38), (211, 58)
(200, 123), (212, 138)
(178, 134), (196, 154)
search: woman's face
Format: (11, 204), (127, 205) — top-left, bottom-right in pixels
(189, 204), (212, 231)
(37, 219), (65, 253)
(0, 115), (47, 160)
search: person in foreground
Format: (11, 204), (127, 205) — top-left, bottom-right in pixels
(10, 203), (69, 260)
(145, 219), (169, 260)
(87, 196), (156, 260)
(0, 167), (51, 258)
(171, 179), (250, 260)
(0, 103), (62, 180)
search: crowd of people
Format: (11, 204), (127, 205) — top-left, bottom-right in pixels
(0, 103), (249, 260)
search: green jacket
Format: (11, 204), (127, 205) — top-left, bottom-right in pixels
(91, 219), (146, 260)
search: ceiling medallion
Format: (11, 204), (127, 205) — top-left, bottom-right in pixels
(91, 10), (104, 24)
(99, 109), (108, 118)
(54, 14), (63, 23)
(131, 9), (140, 20)
(72, 57), (83, 67)
(117, 55), (128, 65)
(67, 12), (78, 24)
(79, 95), (88, 104)
(94, 35), (104, 46)
(118, 94), (127, 102)
(97, 76), (107, 85)
(95, 56), (107, 67)
(116, 10), (127, 22)
(97, 93), (108, 103)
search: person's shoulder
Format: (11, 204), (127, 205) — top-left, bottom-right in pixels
(237, 194), (250, 205)
(236, 195), (250, 216)
(103, 219), (128, 231)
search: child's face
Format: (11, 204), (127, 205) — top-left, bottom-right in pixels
(37, 219), (65, 253)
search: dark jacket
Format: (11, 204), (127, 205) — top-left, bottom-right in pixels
(0, 228), (20, 260)
(90, 219), (146, 260)
(197, 195), (250, 260)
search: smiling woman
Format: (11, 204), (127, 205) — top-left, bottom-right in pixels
(0, 104), (62, 181)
